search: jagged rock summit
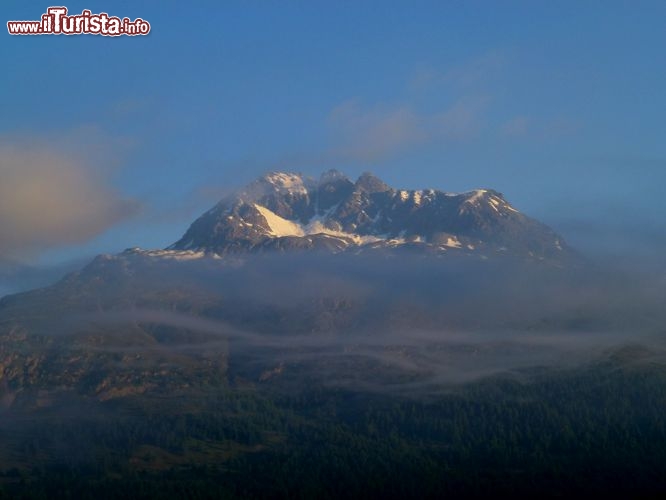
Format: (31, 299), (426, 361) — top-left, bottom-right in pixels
(168, 170), (572, 262)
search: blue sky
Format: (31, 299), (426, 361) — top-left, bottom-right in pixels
(2, 1), (666, 272)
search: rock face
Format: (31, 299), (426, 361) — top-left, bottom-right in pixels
(170, 170), (573, 262)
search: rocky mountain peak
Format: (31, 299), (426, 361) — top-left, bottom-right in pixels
(169, 170), (574, 263)
(354, 172), (391, 193)
(319, 169), (350, 184)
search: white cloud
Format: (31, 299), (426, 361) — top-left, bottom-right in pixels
(328, 100), (426, 161)
(0, 133), (139, 259)
(327, 96), (489, 163)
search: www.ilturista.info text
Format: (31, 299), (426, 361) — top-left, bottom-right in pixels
(7, 7), (150, 36)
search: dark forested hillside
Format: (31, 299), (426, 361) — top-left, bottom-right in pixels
(2, 355), (666, 499)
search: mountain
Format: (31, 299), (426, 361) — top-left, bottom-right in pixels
(0, 170), (587, 410)
(0, 169), (583, 405)
(0, 170), (587, 405)
(169, 170), (573, 263)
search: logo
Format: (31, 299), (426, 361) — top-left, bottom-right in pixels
(7, 7), (151, 36)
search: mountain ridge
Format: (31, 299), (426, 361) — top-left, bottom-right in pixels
(169, 170), (573, 263)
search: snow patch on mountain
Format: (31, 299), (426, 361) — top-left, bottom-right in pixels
(465, 189), (488, 204)
(123, 248), (215, 261)
(255, 203), (382, 245)
(444, 236), (462, 248)
(254, 204), (305, 237)
(263, 172), (308, 195)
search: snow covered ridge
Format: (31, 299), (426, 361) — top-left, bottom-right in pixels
(241, 171), (311, 199)
(263, 172), (309, 192)
(253, 204), (384, 245)
(261, 171), (518, 207)
(251, 203), (471, 249)
(121, 248), (220, 261)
